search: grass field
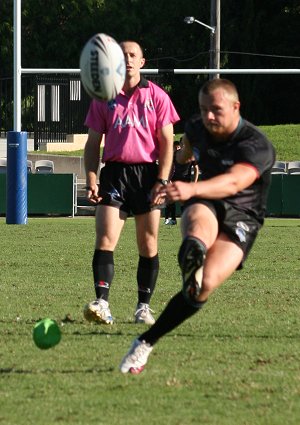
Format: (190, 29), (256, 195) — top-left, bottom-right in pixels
(0, 217), (300, 425)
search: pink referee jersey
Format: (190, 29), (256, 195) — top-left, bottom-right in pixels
(84, 78), (180, 163)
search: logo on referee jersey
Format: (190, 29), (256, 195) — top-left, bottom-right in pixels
(108, 99), (117, 110)
(113, 114), (148, 128)
(144, 98), (155, 111)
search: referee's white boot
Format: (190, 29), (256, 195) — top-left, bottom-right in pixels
(134, 303), (155, 325)
(83, 299), (114, 325)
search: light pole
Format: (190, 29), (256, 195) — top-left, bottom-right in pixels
(184, 0), (220, 79)
(184, 16), (215, 33)
(210, 0), (221, 78)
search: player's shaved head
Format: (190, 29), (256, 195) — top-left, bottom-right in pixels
(200, 79), (239, 103)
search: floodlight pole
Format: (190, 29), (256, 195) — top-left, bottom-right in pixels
(184, 0), (221, 79)
(210, 0), (221, 79)
(184, 16), (215, 33)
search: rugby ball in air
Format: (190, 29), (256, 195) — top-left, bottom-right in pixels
(80, 33), (126, 101)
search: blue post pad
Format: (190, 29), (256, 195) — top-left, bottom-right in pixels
(6, 131), (28, 224)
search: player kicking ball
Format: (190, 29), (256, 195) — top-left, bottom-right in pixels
(120, 78), (275, 374)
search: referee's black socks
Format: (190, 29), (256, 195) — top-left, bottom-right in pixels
(137, 254), (159, 304)
(92, 249), (114, 301)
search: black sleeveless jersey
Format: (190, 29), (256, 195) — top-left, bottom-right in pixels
(185, 115), (276, 223)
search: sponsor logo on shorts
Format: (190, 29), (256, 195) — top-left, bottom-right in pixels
(235, 221), (249, 243)
(108, 188), (121, 200)
(236, 221), (250, 231)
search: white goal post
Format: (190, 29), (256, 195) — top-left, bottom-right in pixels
(21, 68), (300, 75)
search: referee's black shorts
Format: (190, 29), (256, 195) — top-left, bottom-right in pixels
(183, 198), (262, 268)
(98, 162), (159, 215)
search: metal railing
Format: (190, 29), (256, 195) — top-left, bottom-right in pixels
(0, 75), (90, 148)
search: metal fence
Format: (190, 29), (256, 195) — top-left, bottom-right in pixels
(34, 75), (90, 149)
(0, 74), (90, 149)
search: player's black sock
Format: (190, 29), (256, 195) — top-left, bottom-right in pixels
(170, 203), (176, 221)
(92, 250), (114, 301)
(137, 254), (159, 304)
(165, 203), (173, 219)
(139, 291), (206, 345)
(165, 203), (176, 221)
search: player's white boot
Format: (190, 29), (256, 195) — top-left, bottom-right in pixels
(120, 339), (153, 374)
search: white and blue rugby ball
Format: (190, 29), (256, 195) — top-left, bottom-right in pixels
(80, 33), (126, 101)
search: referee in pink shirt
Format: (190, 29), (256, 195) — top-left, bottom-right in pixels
(83, 40), (180, 325)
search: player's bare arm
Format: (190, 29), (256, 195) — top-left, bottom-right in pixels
(163, 163), (258, 202)
(84, 128), (103, 204)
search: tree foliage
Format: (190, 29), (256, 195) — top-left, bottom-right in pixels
(0, 0), (299, 125)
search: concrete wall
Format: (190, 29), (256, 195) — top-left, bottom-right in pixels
(39, 134), (88, 153)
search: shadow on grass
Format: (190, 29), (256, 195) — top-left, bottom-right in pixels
(0, 366), (115, 374)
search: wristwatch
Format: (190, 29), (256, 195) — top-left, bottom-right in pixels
(156, 178), (169, 186)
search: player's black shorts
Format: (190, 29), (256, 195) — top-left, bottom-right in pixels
(183, 198), (262, 268)
(98, 161), (159, 215)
